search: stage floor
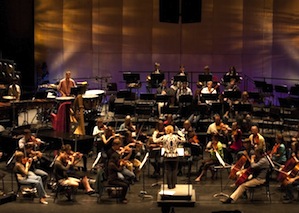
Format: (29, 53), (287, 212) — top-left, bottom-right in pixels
(0, 153), (299, 213)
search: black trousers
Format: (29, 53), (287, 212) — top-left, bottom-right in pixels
(164, 157), (178, 189)
(108, 179), (129, 201)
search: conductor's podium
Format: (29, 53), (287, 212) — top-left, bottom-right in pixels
(157, 184), (196, 211)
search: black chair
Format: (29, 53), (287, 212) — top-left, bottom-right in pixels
(95, 167), (123, 203)
(247, 169), (272, 203)
(14, 173), (36, 200)
(53, 180), (76, 203)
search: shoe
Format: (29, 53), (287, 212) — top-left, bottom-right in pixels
(195, 177), (201, 182)
(44, 194), (51, 198)
(220, 197), (232, 204)
(40, 200), (48, 205)
(85, 190), (96, 195)
(121, 199), (128, 204)
(282, 199), (293, 204)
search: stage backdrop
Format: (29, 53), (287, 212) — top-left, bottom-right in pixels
(34, 0), (299, 93)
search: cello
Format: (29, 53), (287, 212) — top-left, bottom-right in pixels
(228, 153), (249, 180)
(277, 156), (298, 182)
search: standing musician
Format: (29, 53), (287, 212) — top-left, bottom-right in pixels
(14, 151), (49, 205)
(221, 148), (270, 204)
(57, 70), (76, 97)
(195, 133), (223, 182)
(153, 125), (185, 189)
(249, 126), (266, 152)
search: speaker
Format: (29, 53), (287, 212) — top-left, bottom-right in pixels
(181, 0), (202, 23)
(159, 0), (180, 23)
(159, 0), (201, 23)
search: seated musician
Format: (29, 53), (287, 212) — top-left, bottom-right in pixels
(54, 147), (95, 195)
(291, 124), (299, 159)
(270, 133), (287, 165)
(147, 120), (165, 178)
(176, 81), (193, 103)
(92, 117), (107, 138)
(195, 133), (223, 182)
(200, 81), (217, 104)
(207, 114), (231, 144)
(249, 126), (266, 152)
(227, 122), (243, 163)
(8, 77), (21, 101)
(122, 130), (143, 181)
(63, 144), (87, 172)
(106, 138), (136, 183)
(119, 115), (136, 133)
(18, 129), (49, 183)
(57, 70), (76, 97)
(18, 129), (43, 151)
(222, 66), (242, 87)
(156, 79), (174, 116)
(177, 64), (187, 76)
(179, 120), (201, 176)
(108, 151), (130, 204)
(14, 151), (49, 205)
(221, 148), (270, 204)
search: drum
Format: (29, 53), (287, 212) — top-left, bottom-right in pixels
(82, 94), (98, 110)
(55, 96), (75, 102)
(85, 89), (105, 96)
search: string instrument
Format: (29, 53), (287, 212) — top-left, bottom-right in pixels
(235, 167), (253, 186)
(276, 156), (299, 185)
(229, 152), (250, 180)
(73, 94), (85, 135)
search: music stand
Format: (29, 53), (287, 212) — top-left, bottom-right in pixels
(223, 90), (241, 100)
(179, 95), (193, 103)
(233, 103), (253, 113)
(140, 93), (155, 100)
(150, 73), (165, 88)
(254, 80), (267, 90)
(138, 152), (153, 199)
(123, 72), (140, 84)
(290, 86), (299, 96)
(198, 74), (212, 82)
(156, 94), (171, 103)
(174, 75), (187, 83)
(201, 93), (218, 101)
(213, 151), (231, 198)
(275, 85), (288, 94)
(262, 83), (273, 93)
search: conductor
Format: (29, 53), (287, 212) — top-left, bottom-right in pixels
(153, 125), (185, 189)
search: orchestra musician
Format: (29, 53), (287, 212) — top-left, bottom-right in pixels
(54, 145), (95, 195)
(200, 81), (217, 104)
(176, 81), (193, 102)
(220, 148), (270, 204)
(153, 125), (185, 189)
(195, 133), (223, 182)
(270, 133), (287, 165)
(147, 120), (165, 178)
(222, 66), (242, 86)
(249, 126), (266, 152)
(18, 129), (42, 151)
(14, 151), (49, 205)
(119, 115), (136, 133)
(122, 130), (143, 181)
(57, 70), (76, 97)
(107, 149), (130, 204)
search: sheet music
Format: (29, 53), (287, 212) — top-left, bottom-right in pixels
(161, 148), (184, 157)
(139, 152), (149, 170)
(215, 150), (226, 167)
